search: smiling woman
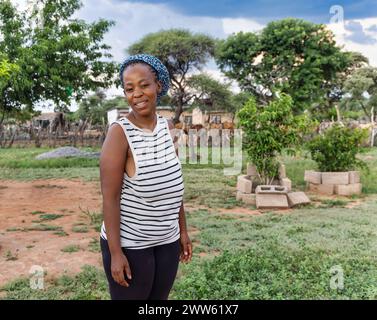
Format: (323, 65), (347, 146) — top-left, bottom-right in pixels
(98, 53), (192, 300)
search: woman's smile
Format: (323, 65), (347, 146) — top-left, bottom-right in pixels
(134, 100), (149, 109)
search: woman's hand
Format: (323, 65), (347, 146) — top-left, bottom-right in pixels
(111, 253), (132, 287)
(179, 231), (193, 263)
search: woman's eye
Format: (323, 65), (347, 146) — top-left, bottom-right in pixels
(125, 88), (133, 93)
(141, 83), (149, 88)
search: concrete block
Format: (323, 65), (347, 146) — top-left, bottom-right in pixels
(237, 175), (252, 193)
(321, 172), (349, 185)
(349, 171), (360, 184)
(255, 185), (288, 194)
(335, 183), (362, 196)
(287, 192), (311, 207)
(304, 170), (321, 184)
(246, 163), (258, 177)
(236, 191), (244, 201)
(278, 164), (286, 179)
(256, 193), (289, 209)
(242, 193), (256, 205)
(280, 178), (292, 191)
(309, 183), (334, 195)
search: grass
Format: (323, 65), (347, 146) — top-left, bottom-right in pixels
(5, 250), (18, 261)
(26, 224), (63, 232)
(53, 231), (69, 237)
(0, 147), (100, 169)
(0, 265), (109, 300)
(169, 197), (377, 299)
(79, 207), (103, 232)
(61, 245), (80, 253)
(72, 225), (89, 233)
(34, 214), (64, 222)
(88, 238), (100, 253)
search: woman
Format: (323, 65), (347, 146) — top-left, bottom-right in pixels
(99, 54), (192, 300)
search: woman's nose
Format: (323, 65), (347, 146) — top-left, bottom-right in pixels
(133, 87), (143, 97)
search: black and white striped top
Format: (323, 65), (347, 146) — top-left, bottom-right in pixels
(100, 113), (184, 249)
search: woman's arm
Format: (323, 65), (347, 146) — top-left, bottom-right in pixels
(178, 200), (192, 262)
(100, 123), (132, 285)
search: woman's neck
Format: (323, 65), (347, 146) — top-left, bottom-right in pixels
(128, 110), (157, 132)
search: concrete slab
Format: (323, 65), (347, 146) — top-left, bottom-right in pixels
(309, 183), (334, 195)
(304, 170), (321, 184)
(255, 185), (288, 194)
(237, 175), (252, 193)
(349, 171), (360, 184)
(246, 163), (258, 177)
(335, 183), (362, 196)
(280, 178), (292, 191)
(256, 193), (289, 209)
(321, 172), (349, 185)
(287, 192), (311, 207)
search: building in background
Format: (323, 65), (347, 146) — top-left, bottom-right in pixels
(106, 106), (235, 127)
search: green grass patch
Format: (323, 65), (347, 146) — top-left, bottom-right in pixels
(0, 265), (109, 300)
(0, 147), (100, 169)
(53, 231), (69, 237)
(26, 224), (62, 232)
(79, 207), (102, 232)
(61, 245), (80, 253)
(88, 238), (100, 253)
(4, 250), (18, 261)
(71, 225), (89, 233)
(6, 227), (22, 232)
(38, 214), (64, 221)
(172, 243), (377, 299)
(30, 211), (46, 215)
(318, 199), (349, 208)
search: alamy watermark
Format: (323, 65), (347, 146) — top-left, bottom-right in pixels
(329, 265), (344, 290)
(136, 128), (243, 176)
(29, 265), (44, 290)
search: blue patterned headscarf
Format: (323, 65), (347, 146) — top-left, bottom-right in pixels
(119, 54), (170, 103)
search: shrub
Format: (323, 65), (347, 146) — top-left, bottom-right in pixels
(306, 124), (369, 172)
(237, 93), (314, 184)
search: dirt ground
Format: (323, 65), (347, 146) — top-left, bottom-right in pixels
(0, 179), (103, 287)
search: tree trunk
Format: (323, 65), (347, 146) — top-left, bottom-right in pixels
(173, 99), (184, 124)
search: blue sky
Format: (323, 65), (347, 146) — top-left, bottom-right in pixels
(121, 0), (377, 23)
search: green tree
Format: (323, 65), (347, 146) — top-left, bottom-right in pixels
(0, 0), (117, 125)
(318, 51), (369, 120)
(341, 66), (377, 119)
(187, 73), (234, 113)
(215, 18), (350, 114)
(127, 29), (216, 123)
(237, 93), (314, 184)
(75, 90), (107, 125)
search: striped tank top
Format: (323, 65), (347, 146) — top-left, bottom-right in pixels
(100, 113), (184, 249)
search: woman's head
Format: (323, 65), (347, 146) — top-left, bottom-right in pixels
(119, 54), (170, 117)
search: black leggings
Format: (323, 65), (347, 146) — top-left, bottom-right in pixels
(100, 237), (180, 300)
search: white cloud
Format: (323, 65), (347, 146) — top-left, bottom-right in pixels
(77, 0), (225, 63)
(222, 17), (264, 35)
(327, 17), (377, 67)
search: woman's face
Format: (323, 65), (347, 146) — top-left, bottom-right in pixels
(122, 63), (162, 117)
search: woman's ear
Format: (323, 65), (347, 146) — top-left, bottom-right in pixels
(157, 81), (162, 94)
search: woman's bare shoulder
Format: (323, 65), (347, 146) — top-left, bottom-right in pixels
(103, 121), (129, 150)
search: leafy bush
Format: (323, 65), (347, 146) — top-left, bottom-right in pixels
(237, 93), (314, 184)
(306, 124), (369, 172)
